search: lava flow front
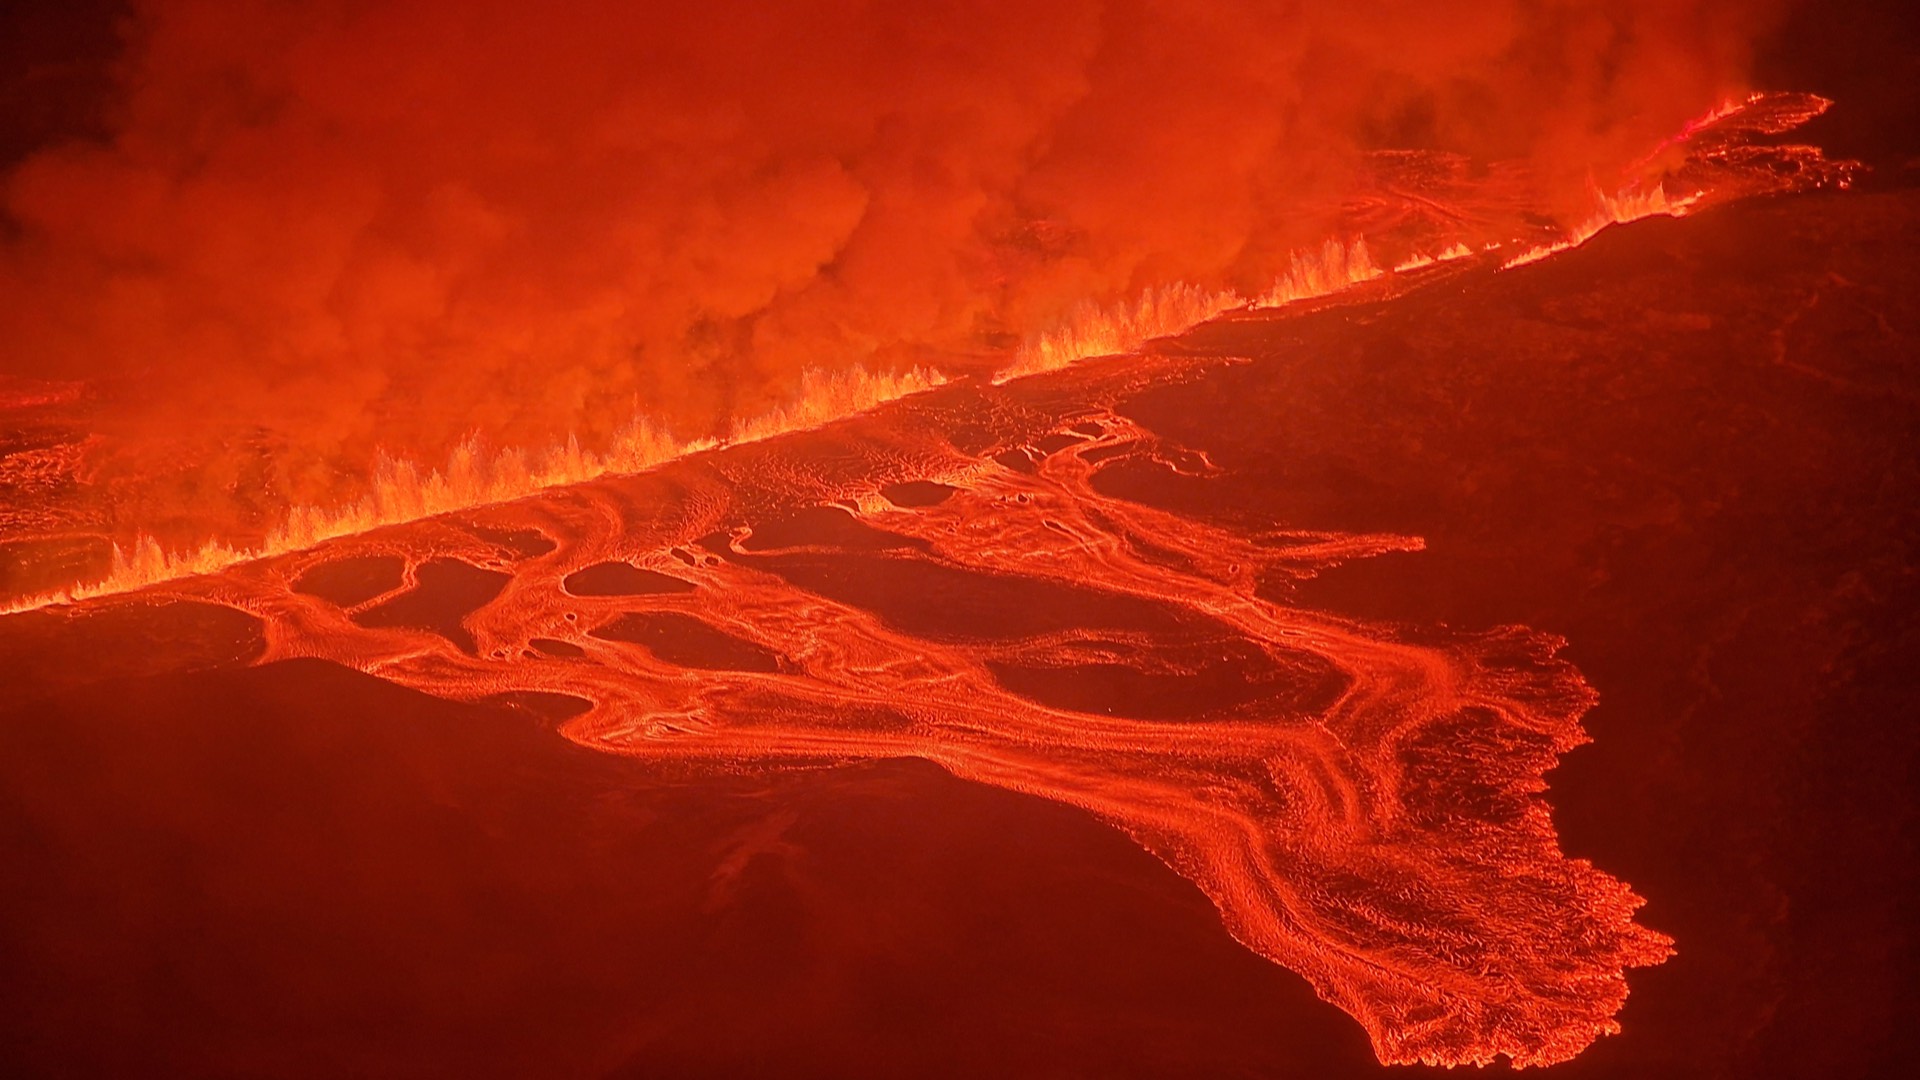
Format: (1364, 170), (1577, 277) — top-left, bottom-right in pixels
(114, 343), (1662, 1068)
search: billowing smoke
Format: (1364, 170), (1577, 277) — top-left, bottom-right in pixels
(0, 0), (1781, 543)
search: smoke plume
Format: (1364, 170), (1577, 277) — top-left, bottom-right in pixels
(0, 0), (1781, 543)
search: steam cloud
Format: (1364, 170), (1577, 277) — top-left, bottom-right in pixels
(0, 0), (1780, 535)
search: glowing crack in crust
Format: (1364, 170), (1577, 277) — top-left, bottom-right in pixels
(171, 356), (1671, 1068)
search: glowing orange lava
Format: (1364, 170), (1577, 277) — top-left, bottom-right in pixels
(124, 352), (1671, 1067)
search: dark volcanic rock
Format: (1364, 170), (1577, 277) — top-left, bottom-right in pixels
(0, 659), (1378, 1079)
(561, 560), (698, 597)
(350, 557), (511, 654)
(0, 600), (264, 703)
(293, 554), (406, 607)
(588, 610), (782, 672)
(733, 550), (1205, 643)
(879, 479), (958, 507)
(985, 636), (1349, 721)
(737, 504), (931, 552)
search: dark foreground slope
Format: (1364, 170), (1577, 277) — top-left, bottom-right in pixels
(2, 189), (1917, 1078)
(0, 660), (1382, 1078)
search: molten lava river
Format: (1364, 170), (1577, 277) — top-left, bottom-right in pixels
(83, 335), (1671, 1069)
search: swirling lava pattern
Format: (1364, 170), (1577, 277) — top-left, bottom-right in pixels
(187, 352), (1670, 1068)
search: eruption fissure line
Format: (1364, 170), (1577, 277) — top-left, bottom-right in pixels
(5, 92), (1841, 613)
(4, 237), (1389, 613)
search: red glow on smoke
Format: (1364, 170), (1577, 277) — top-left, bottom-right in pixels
(0, 0), (1807, 603)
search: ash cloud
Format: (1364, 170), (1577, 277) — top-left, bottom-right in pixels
(0, 0), (1780, 532)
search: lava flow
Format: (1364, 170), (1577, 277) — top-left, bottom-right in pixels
(125, 343), (1667, 1068)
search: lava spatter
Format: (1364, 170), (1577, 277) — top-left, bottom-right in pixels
(153, 352), (1673, 1068)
